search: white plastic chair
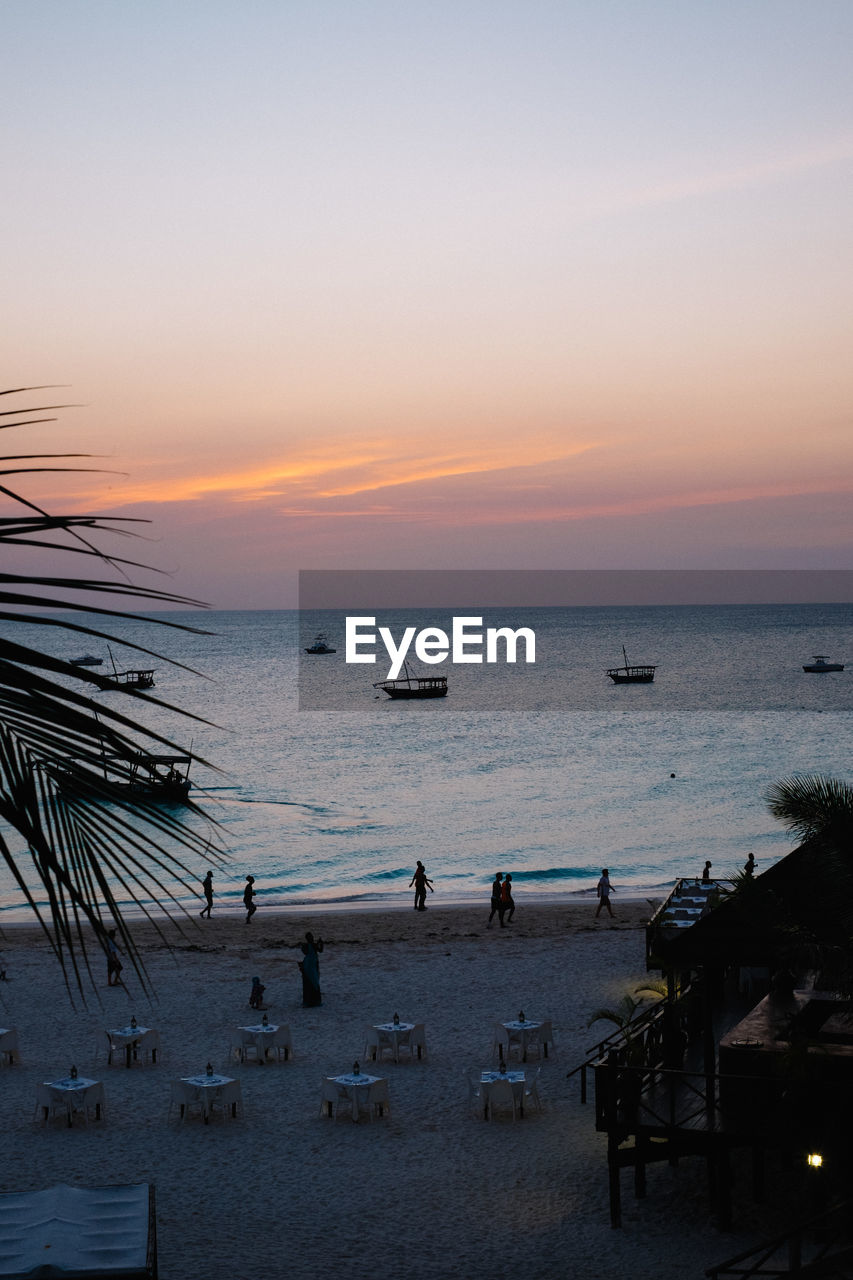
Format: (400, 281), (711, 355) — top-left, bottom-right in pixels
(34, 1085), (63, 1125)
(208, 1079), (242, 1121)
(402, 1023), (427, 1061)
(524, 1067), (542, 1113)
(319, 1079), (352, 1120)
(169, 1080), (203, 1123)
(485, 1076), (517, 1121)
(137, 1029), (161, 1066)
(466, 1071), (483, 1117)
(269, 1025), (293, 1062)
(363, 1027), (392, 1063)
(538, 1021), (556, 1060)
(367, 1078), (390, 1119)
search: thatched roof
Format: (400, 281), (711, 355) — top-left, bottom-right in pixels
(652, 835), (853, 972)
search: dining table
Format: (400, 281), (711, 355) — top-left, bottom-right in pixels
(326, 1073), (386, 1122)
(180, 1072), (241, 1123)
(39, 1076), (105, 1127)
(237, 1022), (290, 1063)
(480, 1069), (526, 1119)
(107, 1024), (155, 1068)
(502, 1019), (546, 1062)
(372, 1021), (415, 1063)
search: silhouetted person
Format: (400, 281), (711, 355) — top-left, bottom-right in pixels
(594, 869), (615, 918)
(409, 860), (434, 910)
(488, 873), (505, 927)
(200, 869), (214, 918)
(501, 872), (515, 923)
(701, 860), (712, 883)
(106, 929), (123, 986)
(744, 853), (756, 878)
(244, 875), (257, 923)
(299, 932), (324, 1007)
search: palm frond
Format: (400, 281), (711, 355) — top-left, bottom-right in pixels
(765, 774), (853, 845)
(0, 387), (226, 998)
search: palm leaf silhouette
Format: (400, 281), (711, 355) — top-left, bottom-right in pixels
(0, 387), (224, 997)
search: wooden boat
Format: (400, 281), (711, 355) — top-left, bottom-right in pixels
(606, 646), (656, 684)
(102, 646), (155, 689)
(803, 655), (844, 673)
(55, 750), (193, 802)
(304, 632), (336, 654)
(69, 654), (103, 667)
(374, 663), (448, 699)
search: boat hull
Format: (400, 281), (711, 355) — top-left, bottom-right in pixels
(607, 668), (655, 683)
(803, 663), (844, 673)
(378, 684), (448, 699)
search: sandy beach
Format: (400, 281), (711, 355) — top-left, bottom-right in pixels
(0, 900), (790, 1279)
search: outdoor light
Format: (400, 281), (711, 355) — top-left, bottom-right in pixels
(806, 1153), (823, 1169)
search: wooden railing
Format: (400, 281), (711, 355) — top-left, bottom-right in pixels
(706, 1198), (853, 1277)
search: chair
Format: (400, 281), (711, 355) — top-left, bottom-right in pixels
(492, 1023), (511, 1064)
(319, 1079), (350, 1120)
(363, 1027), (392, 1063)
(401, 1023), (427, 1061)
(524, 1067), (542, 1114)
(0, 1028), (21, 1065)
(538, 1021), (556, 1060)
(268, 1024), (293, 1062)
(239, 1030), (263, 1063)
(34, 1085), (64, 1125)
(168, 1080), (203, 1123)
(81, 1082), (105, 1123)
(137, 1029), (161, 1066)
(208, 1079), (242, 1121)
(105, 1030), (124, 1067)
(367, 1078), (390, 1120)
(485, 1076), (517, 1121)
(466, 1071), (483, 1117)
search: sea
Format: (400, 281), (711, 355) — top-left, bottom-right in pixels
(1, 602), (851, 920)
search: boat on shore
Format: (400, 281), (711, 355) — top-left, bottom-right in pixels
(374, 663), (448, 699)
(802, 655), (844, 673)
(606, 646), (656, 684)
(304, 633), (336, 654)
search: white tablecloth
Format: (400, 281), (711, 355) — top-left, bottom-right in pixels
(502, 1020), (543, 1061)
(373, 1022), (414, 1062)
(107, 1025), (153, 1067)
(0, 1028), (20, 1065)
(180, 1073), (241, 1121)
(480, 1069), (526, 1118)
(40, 1077), (105, 1126)
(238, 1023), (291, 1062)
(329, 1073), (383, 1122)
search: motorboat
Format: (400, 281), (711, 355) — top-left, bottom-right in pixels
(69, 654), (103, 667)
(304, 633), (336, 654)
(802, 655), (844, 673)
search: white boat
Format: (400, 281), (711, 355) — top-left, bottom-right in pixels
(802, 655), (844, 673)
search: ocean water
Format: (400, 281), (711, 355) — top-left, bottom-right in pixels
(1, 603), (851, 918)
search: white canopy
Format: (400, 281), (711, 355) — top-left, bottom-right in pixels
(0, 1184), (155, 1278)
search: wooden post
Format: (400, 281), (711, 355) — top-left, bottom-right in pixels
(605, 1052), (622, 1229)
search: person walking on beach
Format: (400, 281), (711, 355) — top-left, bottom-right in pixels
(488, 873), (506, 927)
(105, 929), (123, 986)
(410, 861), (434, 911)
(199, 869), (214, 918)
(501, 872), (515, 923)
(594, 868), (615, 918)
(298, 931), (324, 1007)
(244, 875), (257, 923)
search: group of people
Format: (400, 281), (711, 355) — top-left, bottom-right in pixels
(487, 872), (515, 927)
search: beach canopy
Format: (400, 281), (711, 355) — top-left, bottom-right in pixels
(0, 1184), (156, 1279)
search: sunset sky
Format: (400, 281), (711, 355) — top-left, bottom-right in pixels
(5, 1), (852, 608)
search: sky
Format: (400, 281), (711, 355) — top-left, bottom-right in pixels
(3, 1), (852, 609)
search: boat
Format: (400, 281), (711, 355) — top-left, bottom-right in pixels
(101, 646), (155, 689)
(69, 654), (103, 667)
(606, 646), (656, 684)
(304, 633), (336, 654)
(54, 749), (193, 802)
(374, 663), (448, 699)
(803, 655), (845, 673)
